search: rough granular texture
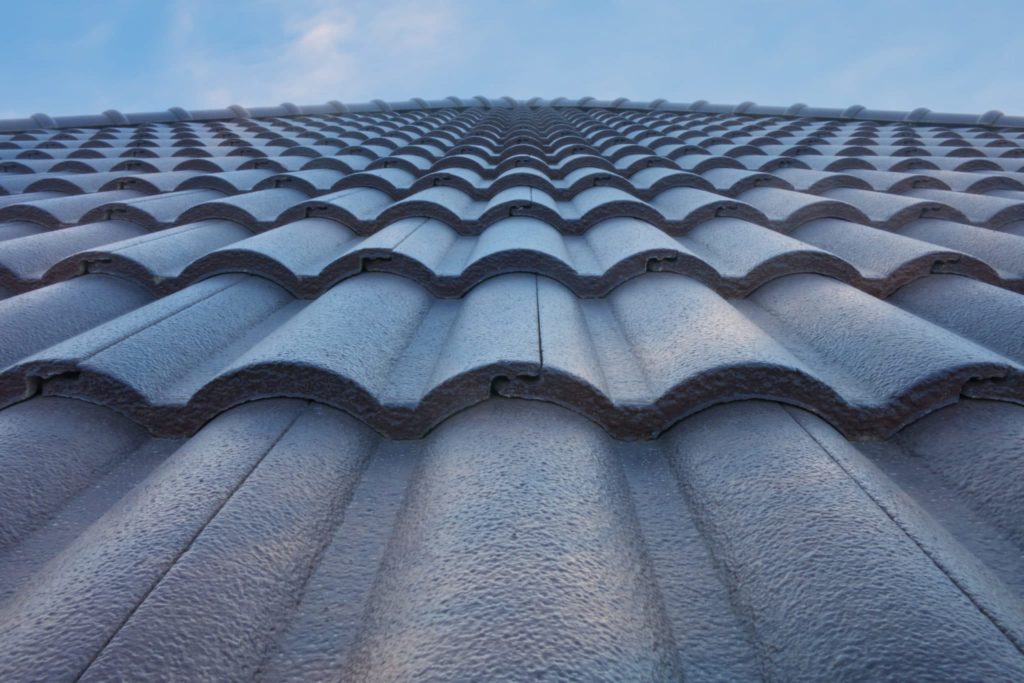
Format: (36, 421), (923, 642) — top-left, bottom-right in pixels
(1, 97), (1024, 680)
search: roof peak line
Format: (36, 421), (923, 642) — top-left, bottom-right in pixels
(1, 96), (1021, 133)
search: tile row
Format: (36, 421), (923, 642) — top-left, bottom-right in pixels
(4, 114), (1018, 144)
(1, 396), (1022, 680)
(6, 164), (1024, 201)
(6, 150), (1021, 176)
(1, 271), (1022, 439)
(3, 216), (1023, 299)
(3, 181), (1024, 235)
(4, 107), (1023, 182)
(4, 139), (1020, 167)
(7, 92), (1024, 131)
(3, 109), (1021, 158)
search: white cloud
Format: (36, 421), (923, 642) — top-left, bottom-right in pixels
(162, 0), (464, 108)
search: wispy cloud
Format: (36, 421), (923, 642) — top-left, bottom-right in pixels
(2, 0), (1022, 116)
(162, 0), (464, 108)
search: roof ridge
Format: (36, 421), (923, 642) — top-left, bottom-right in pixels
(1, 96), (1021, 133)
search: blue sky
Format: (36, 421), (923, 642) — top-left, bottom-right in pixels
(1, 0), (1022, 118)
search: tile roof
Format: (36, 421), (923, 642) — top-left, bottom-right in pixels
(1, 97), (1024, 679)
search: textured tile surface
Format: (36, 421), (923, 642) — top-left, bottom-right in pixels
(2, 98), (1024, 680)
(1, 397), (1023, 681)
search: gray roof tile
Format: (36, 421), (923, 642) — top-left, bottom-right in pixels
(2, 397), (1024, 679)
(2, 98), (1024, 679)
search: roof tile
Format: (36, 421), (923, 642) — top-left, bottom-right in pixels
(2, 97), (1024, 679)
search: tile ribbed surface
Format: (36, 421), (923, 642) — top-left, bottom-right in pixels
(2, 98), (1024, 680)
(1, 397), (1024, 681)
(2, 104), (1024, 438)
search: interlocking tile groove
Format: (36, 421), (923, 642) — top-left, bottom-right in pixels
(2, 397), (1024, 679)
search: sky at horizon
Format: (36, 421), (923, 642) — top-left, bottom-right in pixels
(1, 0), (1021, 119)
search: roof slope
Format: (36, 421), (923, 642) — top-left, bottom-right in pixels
(1, 99), (1024, 680)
